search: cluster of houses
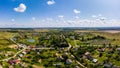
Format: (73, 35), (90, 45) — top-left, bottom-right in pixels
(8, 59), (20, 65)
(84, 47), (120, 68)
(84, 52), (98, 63)
(72, 45), (120, 68)
(53, 52), (80, 68)
(55, 52), (73, 64)
(0, 44), (36, 68)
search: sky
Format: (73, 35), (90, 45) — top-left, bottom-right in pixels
(0, 0), (120, 28)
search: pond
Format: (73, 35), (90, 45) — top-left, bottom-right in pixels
(27, 39), (35, 43)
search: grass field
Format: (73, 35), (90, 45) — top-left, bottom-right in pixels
(75, 30), (120, 45)
(0, 32), (17, 49)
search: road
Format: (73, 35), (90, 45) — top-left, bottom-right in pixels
(67, 43), (72, 51)
(67, 43), (87, 68)
(0, 48), (26, 62)
(63, 33), (87, 68)
(33, 47), (54, 50)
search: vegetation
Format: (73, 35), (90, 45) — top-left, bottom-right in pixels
(0, 29), (120, 68)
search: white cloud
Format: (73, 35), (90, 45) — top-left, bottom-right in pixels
(98, 14), (102, 17)
(75, 16), (79, 19)
(32, 17), (36, 21)
(73, 9), (80, 14)
(47, 0), (55, 5)
(58, 15), (64, 18)
(14, 3), (26, 12)
(46, 18), (53, 21)
(92, 15), (97, 18)
(11, 19), (15, 22)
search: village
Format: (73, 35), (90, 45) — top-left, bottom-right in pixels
(0, 29), (120, 68)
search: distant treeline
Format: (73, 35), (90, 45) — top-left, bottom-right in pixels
(0, 27), (120, 31)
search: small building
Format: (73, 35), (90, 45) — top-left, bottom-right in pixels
(116, 48), (120, 51)
(85, 52), (90, 55)
(9, 65), (14, 68)
(93, 59), (98, 63)
(22, 52), (27, 55)
(70, 36), (74, 40)
(54, 53), (59, 57)
(19, 62), (28, 68)
(14, 59), (20, 64)
(56, 63), (62, 66)
(66, 59), (72, 64)
(53, 63), (62, 66)
(98, 48), (105, 52)
(8, 60), (14, 65)
(56, 56), (64, 61)
(85, 52), (93, 61)
(104, 63), (113, 68)
(37, 59), (42, 63)
(18, 54), (23, 58)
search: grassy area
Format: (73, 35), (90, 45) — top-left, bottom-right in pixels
(91, 32), (120, 45)
(0, 32), (16, 39)
(66, 38), (75, 46)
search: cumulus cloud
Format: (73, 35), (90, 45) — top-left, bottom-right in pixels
(47, 0), (55, 5)
(11, 19), (15, 22)
(73, 9), (80, 14)
(32, 17), (36, 21)
(46, 18), (53, 21)
(98, 14), (102, 17)
(92, 15), (97, 18)
(14, 3), (26, 12)
(58, 15), (64, 18)
(75, 16), (79, 19)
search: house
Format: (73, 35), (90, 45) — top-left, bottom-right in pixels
(85, 55), (93, 61)
(85, 52), (93, 61)
(19, 62), (28, 68)
(56, 56), (64, 61)
(8, 60), (14, 65)
(45, 35), (51, 40)
(56, 63), (62, 66)
(37, 52), (40, 55)
(70, 36), (74, 40)
(18, 54), (23, 58)
(62, 53), (68, 60)
(53, 63), (62, 66)
(104, 63), (113, 68)
(54, 53), (59, 57)
(25, 49), (30, 53)
(14, 59), (20, 64)
(18, 44), (27, 48)
(85, 52), (90, 55)
(74, 47), (79, 51)
(66, 59), (72, 64)
(98, 48), (105, 52)
(37, 59), (42, 63)
(22, 52), (27, 55)
(8, 65), (14, 68)
(116, 48), (120, 51)
(112, 65), (120, 68)
(93, 59), (98, 63)
(29, 45), (35, 49)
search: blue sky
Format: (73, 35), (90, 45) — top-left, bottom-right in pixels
(0, 0), (120, 27)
